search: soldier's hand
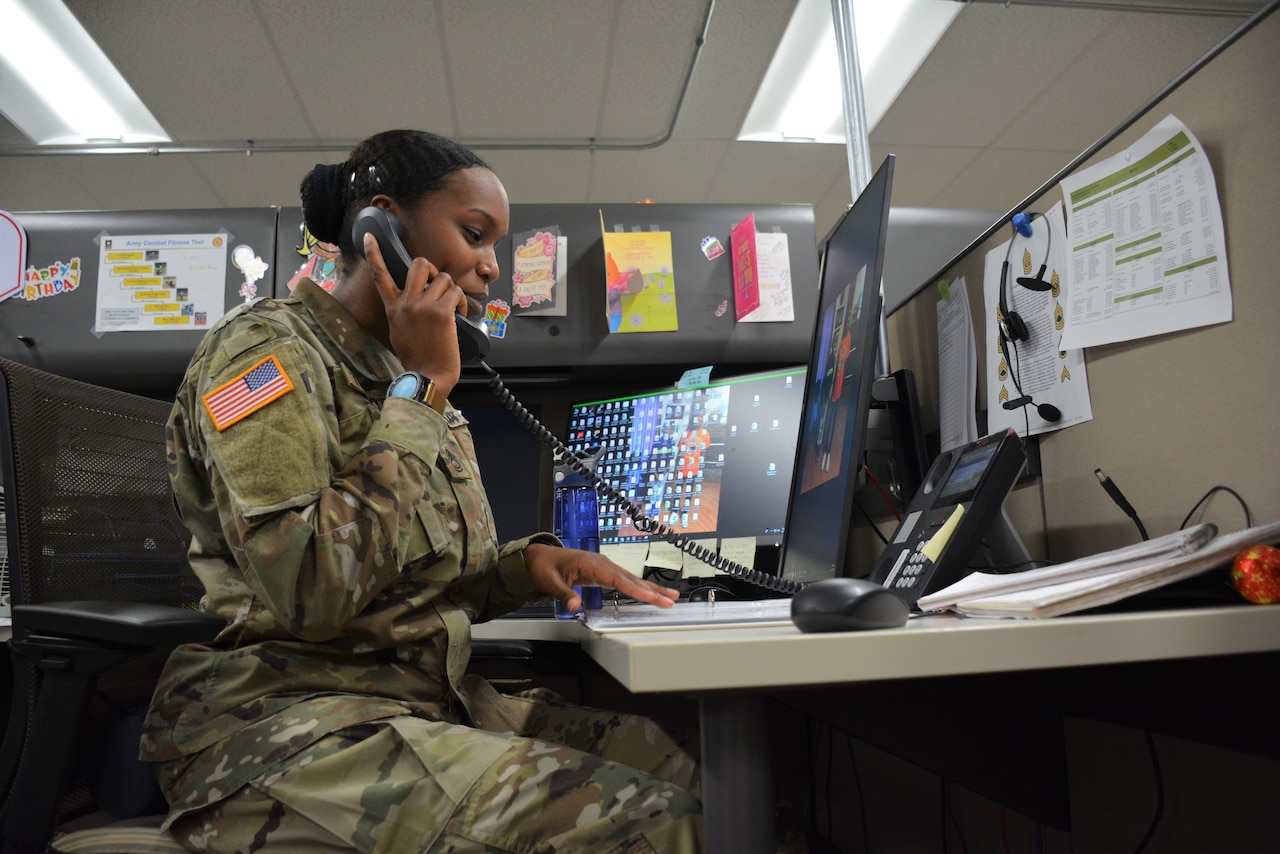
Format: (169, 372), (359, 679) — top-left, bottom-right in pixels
(523, 543), (679, 614)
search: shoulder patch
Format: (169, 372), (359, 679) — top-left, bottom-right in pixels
(220, 320), (277, 361)
(202, 354), (294, 431)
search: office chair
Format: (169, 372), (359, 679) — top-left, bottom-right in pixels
(0, 358), (224, 854)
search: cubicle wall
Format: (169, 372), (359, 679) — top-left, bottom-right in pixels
(276, 202), (821, 376)
(6, 202), (817, 399)
(886, 6), (1280, 561)
(0, 209), (279, 397)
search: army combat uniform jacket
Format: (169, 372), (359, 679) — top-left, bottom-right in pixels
(141, 278), (560, 826)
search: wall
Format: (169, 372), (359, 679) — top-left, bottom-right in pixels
(854, 8), (1280, 852)
(887, 7), (1280, 561)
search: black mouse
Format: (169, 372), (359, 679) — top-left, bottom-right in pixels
(790, 577), (909, 633)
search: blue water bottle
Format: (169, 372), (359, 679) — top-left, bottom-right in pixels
(552, 447), (604, 618)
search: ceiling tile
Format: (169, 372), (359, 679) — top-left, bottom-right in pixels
(672, 0), (798, 141)
(479, 149), (595, 202)
(65, 0), (314, 141)
(439, 1), (620, 140)
(930, 145), (1082, 212)
(253, 0), (456, 140)
(993, 10), (1241, 152)
(872, 4), (1113, 149)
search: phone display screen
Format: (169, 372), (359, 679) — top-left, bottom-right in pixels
(936, 440), (1001, 505)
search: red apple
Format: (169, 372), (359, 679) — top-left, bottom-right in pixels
(1229, 544), (1280, 604)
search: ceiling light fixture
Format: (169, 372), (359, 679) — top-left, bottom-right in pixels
(739, 0), (962, 144)
(0, 0), (169, 145)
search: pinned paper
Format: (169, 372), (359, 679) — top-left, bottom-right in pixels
(739, 230), (794, 323)
(729, 214), (761, 320)
(94, 233), (228, 332)
(676, 365), (713, 388)
(600, 212), (678, 334)
(1, 210), (27, 302)
(510, 226), (561, 313)
(519, 236), (568, 316)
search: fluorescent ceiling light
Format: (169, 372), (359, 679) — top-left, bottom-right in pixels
(0, 0), (169, 145)
(740, 0), (961, 144)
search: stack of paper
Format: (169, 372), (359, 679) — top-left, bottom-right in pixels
(917, 521), (1280, 619)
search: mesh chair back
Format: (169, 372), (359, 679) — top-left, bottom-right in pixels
(0, 358), (203, 829)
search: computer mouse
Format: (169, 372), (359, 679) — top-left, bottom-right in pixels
(790, 577), (910, 633)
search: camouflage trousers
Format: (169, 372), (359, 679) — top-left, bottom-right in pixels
(165, 677), (703, 853)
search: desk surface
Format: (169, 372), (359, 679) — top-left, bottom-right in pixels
(475, 604), (1280, 694)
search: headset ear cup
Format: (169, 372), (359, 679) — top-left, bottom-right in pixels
(1004, 310), (1029, 342)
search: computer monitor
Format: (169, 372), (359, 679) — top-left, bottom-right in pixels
(779, 154), (896, 584)
(564, 366), (807, 557)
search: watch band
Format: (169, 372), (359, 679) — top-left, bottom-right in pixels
(387, 371), (444, 414)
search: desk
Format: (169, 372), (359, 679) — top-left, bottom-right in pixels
(476, 604), (1280, 854)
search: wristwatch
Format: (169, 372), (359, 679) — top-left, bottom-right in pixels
(387, 371), (444, 413)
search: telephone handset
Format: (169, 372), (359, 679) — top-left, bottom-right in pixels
(350, 206), (796, 596)
(352, 206), (490, 363)
(869, 428), (1029, 606)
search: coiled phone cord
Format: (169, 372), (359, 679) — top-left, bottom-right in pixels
(481, 361), (804, 596)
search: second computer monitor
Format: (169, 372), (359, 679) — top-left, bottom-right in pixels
(779, 154), (896, 584)
(565, 366), (807, 559)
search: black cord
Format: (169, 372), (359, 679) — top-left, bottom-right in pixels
(1132, 727), (1165, 853)
(1178, 485), (1252, 530)
(1006, 336), (1032, 437)
(824, 723), (834, 843)
(1094, 468), (1149, 541)
(843, 731), (871, 854)
(481, 360), (804, 596)
(853, 496), (890, 545)
(641, 566), (681, 585)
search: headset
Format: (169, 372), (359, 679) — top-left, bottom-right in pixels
(997, 212), (1061, 425)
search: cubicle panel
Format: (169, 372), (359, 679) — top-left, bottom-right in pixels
(880, 207), (1005, 317)
(2, 208), (280, 398)
(276, 202), (820, 373)
(886, 7), (1280, 561)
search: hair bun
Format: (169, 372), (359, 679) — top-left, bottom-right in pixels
(300, 161), (347, 245)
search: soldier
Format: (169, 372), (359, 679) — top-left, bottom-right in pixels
(142, 129), (703, 852)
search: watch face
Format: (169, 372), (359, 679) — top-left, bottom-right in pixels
(389, 373), (421, 399)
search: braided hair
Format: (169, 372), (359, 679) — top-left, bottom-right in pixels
(299, 129), (489, 263)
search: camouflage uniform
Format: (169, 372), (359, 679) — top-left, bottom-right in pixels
(142, 278), (702, 852)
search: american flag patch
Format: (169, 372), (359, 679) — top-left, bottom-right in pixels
(202, 354), (294, 431)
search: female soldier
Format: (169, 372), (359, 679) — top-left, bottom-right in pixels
(143, 129), (703, 852)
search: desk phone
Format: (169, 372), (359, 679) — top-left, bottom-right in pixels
(870, 429), (1027, 605)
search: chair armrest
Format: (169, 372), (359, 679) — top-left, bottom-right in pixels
(13, 601), (224, 648)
